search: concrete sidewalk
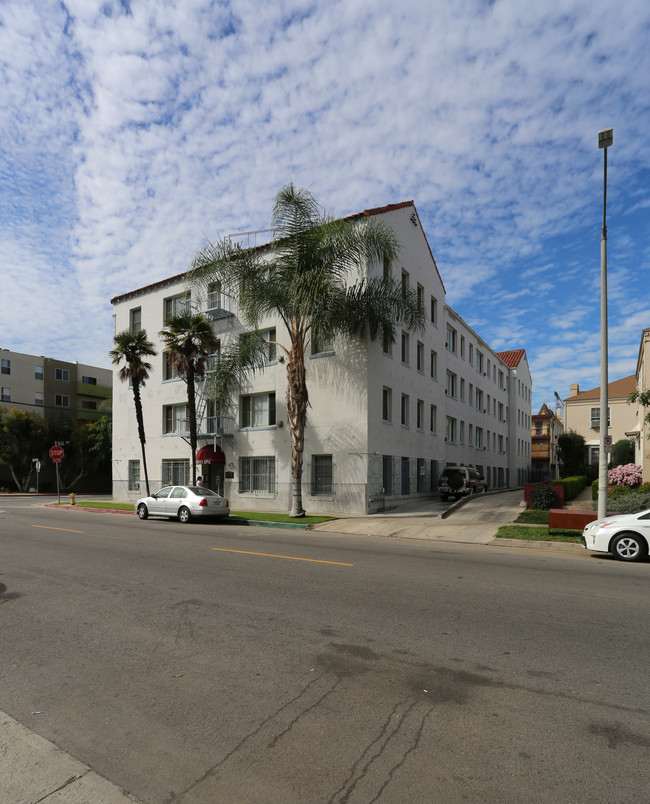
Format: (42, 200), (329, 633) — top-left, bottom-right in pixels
(0, 711), (140, 803)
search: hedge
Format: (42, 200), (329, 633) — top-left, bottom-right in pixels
(555, 475), (587, 502)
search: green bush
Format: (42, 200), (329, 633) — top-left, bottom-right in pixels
(529, 485), (557, 510)
(611, 492), (650, 515)
(555, 475), (587, 501)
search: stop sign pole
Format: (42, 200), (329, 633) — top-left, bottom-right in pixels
(49, 446), (64, 503)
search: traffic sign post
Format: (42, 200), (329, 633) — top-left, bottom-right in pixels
(604, 434), (613, 455)
(49, 446), (64, 503)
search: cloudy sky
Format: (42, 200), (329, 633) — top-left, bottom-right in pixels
(1, 0), (649, 411)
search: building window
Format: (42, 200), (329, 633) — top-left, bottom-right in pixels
(430, 350), (437, 380)
(1, 359), (10, 375)
(55, 368), (69, 382)
(476, 388), (484, 411)
(446, 370), (457, 398)
(163, 404), (187, 434)
(498, 370), (504, 389)
(128, 460), (141, 491)
(401, 394), (409, 427)
(416, 341), (424, 373)
(383, 258), (392, 280)
(590, 407), (611, 428)
(430, 296), (437, 325)
(163, 293), (191, 324)
(35, 365), (43, 380)
(588, 446), (599, 465)
(475, 427), (484, 449)
(207, 282), (222, 310)
(469, 423), (473, 444)
(460, 420), (465, 443)
(1, 387), (10, 402)
(129, 307), (142, 332)
(81, 400), (98, 410)
(311, 331), (333, 356)
(239, 456), (276, 493)
(382, 387), (392, 423)
(401, 332), (409, 365)
(34, 391), (43, 406)
(241, 393), (276, 428)
(81, 375), (97, 385)
(55, 394), (70, 407)
(312, 455), (333, 495)
(416, 399), (424, 430)
(430, 404), (437, 433)
(469, 344), (474, 363)
(476, 351), (484, 374)
(262, 328), (277, 362)
(401, 269), (409, 295)
(460, 378), (465, 401)
(498, 402), (504, 422)
(446, 416), (457, 443)
(416, 283), (424, 312)
(499, 435), (504, 453)
(382, 455), (393, 495)
(460, 336), (465, 359)
(382, 331), (393, 357)
(162, 351), (180, 381)
(162, 459), (189, 486)
(446, 325), (457, 353)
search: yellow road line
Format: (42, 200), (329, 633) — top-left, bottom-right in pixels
(212, 547), (353, 566)
(31, 525), (85, 534)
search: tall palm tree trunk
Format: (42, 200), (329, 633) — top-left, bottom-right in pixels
(187, 365), (197, 485)
(287, 326), (307, 517)
(132, 381), (151, 496)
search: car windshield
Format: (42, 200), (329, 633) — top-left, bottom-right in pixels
(187, 486), (221, 496)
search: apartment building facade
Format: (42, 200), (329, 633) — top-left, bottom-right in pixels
(530, 402), (564, 481)
(0, 348), (112, 421)
(110, 201), (532, 513)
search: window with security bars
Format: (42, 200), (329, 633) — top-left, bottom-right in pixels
(128, 460), (141, 491)
(239, 456), (276, 493)
(162, 459), (189, 486)
(312, 455), (333, 495)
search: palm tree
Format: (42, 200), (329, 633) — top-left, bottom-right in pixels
(159, 313), (220, 486)
(189, 183), (425, 517)
(110, 330), (157, 496)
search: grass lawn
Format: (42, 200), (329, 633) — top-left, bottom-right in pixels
(495, 525), (583, 544)
(59, 500), (336, 525)
(515, 509), (550, 525)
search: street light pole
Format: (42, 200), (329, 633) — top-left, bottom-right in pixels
(598, 128), (613, 520)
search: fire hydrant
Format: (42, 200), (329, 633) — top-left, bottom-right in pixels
(69, 492), (76, 506)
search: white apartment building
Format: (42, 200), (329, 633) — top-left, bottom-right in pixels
(111, 201), (532, 513)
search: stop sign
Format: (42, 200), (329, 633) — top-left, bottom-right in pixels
(49, 445), (64, 463)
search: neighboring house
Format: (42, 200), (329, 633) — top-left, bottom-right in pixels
(631, 327), (650, 481)
(564, 374), (637, 469)
(110, 201), (532, 513)
(0, 349), (112, 421)
(530, 402), (564, 481)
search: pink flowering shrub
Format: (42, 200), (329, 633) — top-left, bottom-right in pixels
(607, 463), (642, 487)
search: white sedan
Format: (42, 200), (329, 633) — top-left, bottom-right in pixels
(582, 509), (650, 562)
(136, 486), (230, 523)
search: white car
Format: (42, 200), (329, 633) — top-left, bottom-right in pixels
(136, 485), (230, 523)
(582, 509), (650, 562)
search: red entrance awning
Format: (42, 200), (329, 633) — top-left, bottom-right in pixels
(196, 445), (225, 465)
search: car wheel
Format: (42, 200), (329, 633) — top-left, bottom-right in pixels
(612, 532), (646, 562)
(178, 506), (191, 524)
(137, 503), (148, 520)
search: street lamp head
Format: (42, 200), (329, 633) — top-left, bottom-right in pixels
(598, 128), (613, 149)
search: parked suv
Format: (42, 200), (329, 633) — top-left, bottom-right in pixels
(438, 466), (487, 501)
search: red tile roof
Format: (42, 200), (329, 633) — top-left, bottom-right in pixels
(496, 348), (526, 368)
(567, 374), (636, 401)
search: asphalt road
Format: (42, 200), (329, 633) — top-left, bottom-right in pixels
(1, 500), (648, 803)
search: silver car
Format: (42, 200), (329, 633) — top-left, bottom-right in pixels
(136, 485), (230, 523)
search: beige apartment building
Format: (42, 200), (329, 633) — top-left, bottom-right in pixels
(564, 327), (650, 480)
(110, 200), (533, 513)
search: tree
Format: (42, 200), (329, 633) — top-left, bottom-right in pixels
(159, 313), (220, 486)
(189, 183), (425, 516)
(557, 431), (587, 477)
(611, 438), (635, 467)
(0, 407), (48, 491)
(110, 330), (157, 496)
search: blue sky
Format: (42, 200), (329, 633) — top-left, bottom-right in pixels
(1, 0), (649, 413)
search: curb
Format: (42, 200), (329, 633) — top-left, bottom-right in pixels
(490, 537), (585, 552)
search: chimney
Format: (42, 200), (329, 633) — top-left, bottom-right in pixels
(570, 383), (579, 396)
